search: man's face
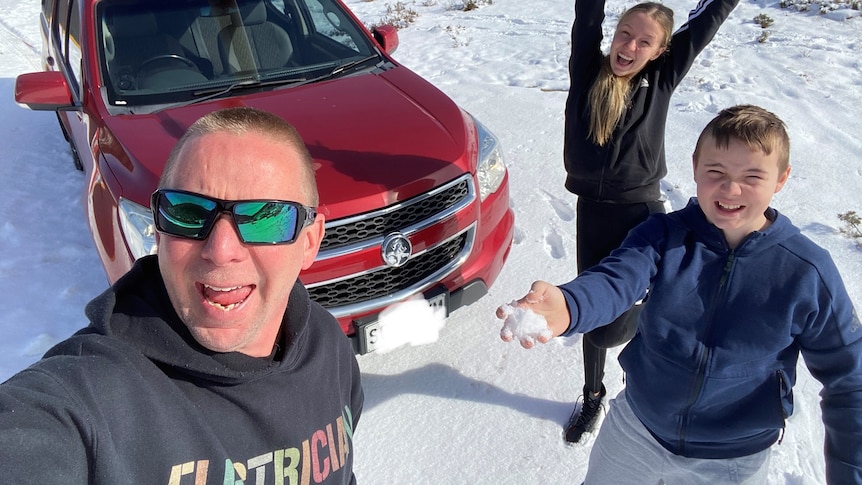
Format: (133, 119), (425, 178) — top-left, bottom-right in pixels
(609, 12), (667, 78)
(694, 136), (790, 248)
(157, 131), (323, 357)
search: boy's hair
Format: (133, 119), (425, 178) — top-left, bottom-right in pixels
(693, 105), (791, 173)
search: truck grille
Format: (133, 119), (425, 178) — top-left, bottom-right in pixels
(318, 176), (471, 253)
(308, 231), (469, 308)
(308, 175), (476, 317)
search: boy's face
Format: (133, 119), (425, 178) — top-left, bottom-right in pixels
(693, 136), (790, 248)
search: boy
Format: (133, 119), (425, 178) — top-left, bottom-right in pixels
(498, 105), (862, 483)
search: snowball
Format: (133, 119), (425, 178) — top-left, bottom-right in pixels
(498, 301), (552, 345)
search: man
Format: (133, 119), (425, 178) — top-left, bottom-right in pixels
(0, 107), (363, 484)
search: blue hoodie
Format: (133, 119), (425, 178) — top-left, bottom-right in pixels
(560, 199), (862, 483)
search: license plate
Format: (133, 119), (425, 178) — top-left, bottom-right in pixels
(355, 291), (448, 354)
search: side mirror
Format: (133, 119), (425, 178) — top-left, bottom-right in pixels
(372, 24), (399, 55)
(14, 71), (74, 111)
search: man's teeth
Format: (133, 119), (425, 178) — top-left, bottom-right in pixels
(718, 202), (742, 210)
(203, 284), (245, 311)
(206, 300), (239, 311)
(205, 285), (243, 292)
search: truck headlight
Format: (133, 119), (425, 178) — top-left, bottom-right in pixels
(473, 116), (506, 201)
(118, 197), (157, 260)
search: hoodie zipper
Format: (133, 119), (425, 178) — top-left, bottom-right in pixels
(676, 250), (735, 454)
(776, 369), (789, 444)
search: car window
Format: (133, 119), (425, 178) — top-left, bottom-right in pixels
(67, 0), (83, 95)
(41, 0), (54, 24)
(97, 0), (382, 110)
(40, 0), (56, 67)
(304, 0), (360, 53)
(53, 0), (67, 45)
(53, 0), (82, 97)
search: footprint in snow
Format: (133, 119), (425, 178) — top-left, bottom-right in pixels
(544, 227), (566, 260)
(542, 190), (575, 222)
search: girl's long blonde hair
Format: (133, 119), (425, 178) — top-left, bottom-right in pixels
(588, 2), (674, 146)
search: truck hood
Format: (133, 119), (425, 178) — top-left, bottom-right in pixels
(101, 67), (475, 218)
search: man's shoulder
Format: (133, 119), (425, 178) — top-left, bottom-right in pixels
(38, 332), (145, 376)
(3, 333), (145, 404)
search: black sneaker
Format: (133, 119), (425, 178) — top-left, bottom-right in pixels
(564, 384), (607, 443)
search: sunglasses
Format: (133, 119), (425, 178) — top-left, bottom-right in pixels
(151, 189), (317, 245)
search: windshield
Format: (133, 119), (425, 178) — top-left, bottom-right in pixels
(97, 0), (381, 107)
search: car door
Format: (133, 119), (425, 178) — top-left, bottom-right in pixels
(48, 0), (93, 174)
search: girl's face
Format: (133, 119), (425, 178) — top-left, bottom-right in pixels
(609, 11), (667, 78)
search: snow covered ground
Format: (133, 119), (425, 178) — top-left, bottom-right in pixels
(1, 0), (860, 483)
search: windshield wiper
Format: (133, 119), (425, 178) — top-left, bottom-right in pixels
(149, 77), (306, 114)
(331, 55), (380, 77)
(148, 57), (380, 114)
(192, 56), (378, 98)
(192, 77), (306, 97)
(294, 55), (381, 86)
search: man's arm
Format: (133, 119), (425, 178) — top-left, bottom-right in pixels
(0, 367), (90, 482)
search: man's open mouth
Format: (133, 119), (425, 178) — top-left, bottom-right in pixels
(201, 284), (253, 311)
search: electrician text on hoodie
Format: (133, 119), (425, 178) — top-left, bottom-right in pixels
(168, 404), (355, 484)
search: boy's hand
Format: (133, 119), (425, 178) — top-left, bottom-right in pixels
(495, 281), (571, 349)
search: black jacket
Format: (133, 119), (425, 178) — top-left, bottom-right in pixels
(563, 0), (739, 203)
(0, 255), (363, 484)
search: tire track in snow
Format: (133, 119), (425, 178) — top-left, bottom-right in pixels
(0, 16), (41, 73)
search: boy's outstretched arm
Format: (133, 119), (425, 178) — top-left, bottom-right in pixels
(496, 281), (572, 349)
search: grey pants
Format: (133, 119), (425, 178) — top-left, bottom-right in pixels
(584, 390), (771, 485)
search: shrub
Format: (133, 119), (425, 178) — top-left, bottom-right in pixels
(838, 211), (862, 242)
(446, 0), (492, 11)
(754, 13), (775, 27)
(381, 1), (419, 29)
(780, 0), (861, 13)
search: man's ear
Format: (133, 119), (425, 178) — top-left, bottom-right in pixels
(300, 214), (325, 270)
